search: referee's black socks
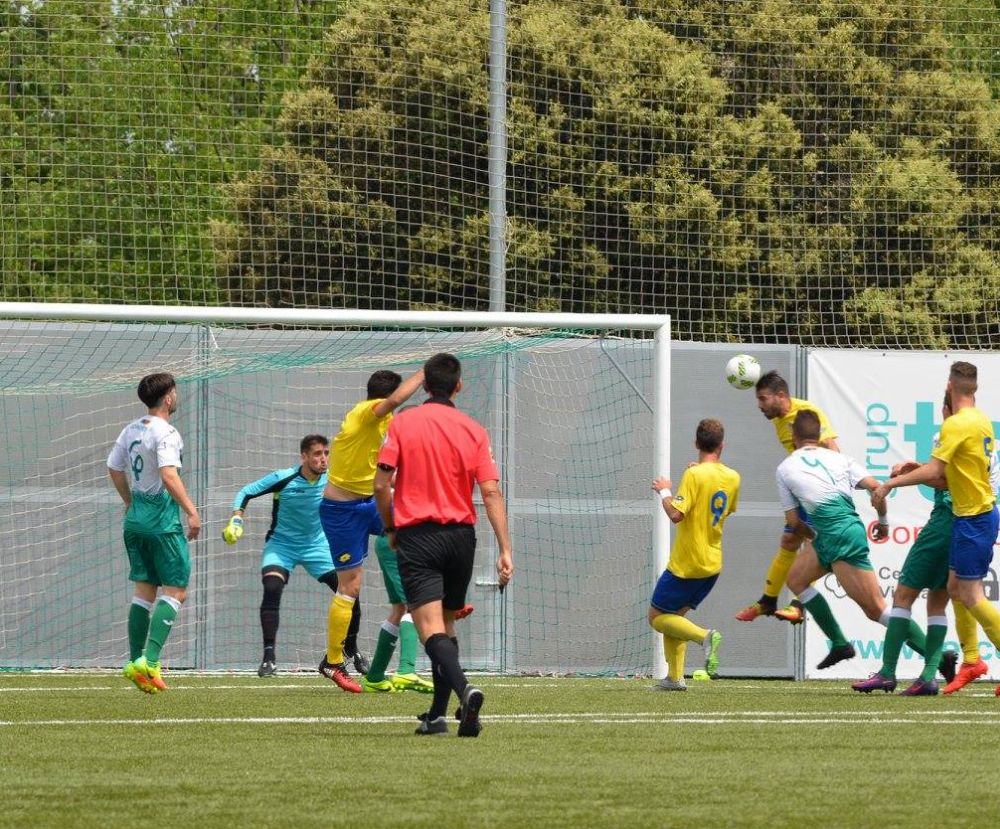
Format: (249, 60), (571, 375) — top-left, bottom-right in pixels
(425, 633), (468, 718)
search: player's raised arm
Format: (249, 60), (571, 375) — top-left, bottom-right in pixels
(372, 368), (425, 417)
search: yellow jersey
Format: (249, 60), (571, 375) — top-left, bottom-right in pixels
(773, 398), (838, 454)
(932, 406), (996, 517)
(667, 461), (741, 579)
(327, 399), (391, 496)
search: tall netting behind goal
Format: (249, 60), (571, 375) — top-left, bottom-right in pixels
(4, 2), (999, 349)
(0, 309), (666, 675)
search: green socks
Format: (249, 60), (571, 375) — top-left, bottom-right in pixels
(127, 598), (153, 662)
(144, 596), (181, 664)
(397, 615), (419, 675)
(799, 587), (849, 648)
(920, 617), (948, 683)
(366, 623), (400, 683)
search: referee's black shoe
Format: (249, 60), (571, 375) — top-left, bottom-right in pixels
(415, 712), (448, 735)
(457, 685), (484, 738)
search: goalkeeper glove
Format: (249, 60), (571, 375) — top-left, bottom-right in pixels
(222, 516), (244, 545)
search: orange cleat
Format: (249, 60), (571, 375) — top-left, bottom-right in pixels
(943, 658), (988, 695)
(735, 601), (775, 622)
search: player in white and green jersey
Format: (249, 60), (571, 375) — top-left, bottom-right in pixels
(777, 410), (930, 672)
(107, 373), (201, 694)
(736, 370), (840, 625)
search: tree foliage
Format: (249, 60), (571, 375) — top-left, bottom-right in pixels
(219, 0), (1000, 346)
(1, 0), (342, 303)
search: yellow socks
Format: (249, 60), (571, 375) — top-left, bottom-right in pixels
(967, 599), (1000, 651)
(326, 593), (356, 665)
(763, 547), (798, 599)
(662, 637), (687, 682)
(651, 613), (708, 644)
(953, 601), (981, 664)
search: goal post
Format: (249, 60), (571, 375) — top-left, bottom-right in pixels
(0, 303), (670, 676)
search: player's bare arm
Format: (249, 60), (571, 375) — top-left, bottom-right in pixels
(108, 468), (131, 509)
(856, 476), (889, 540)
(372, 368), (425, 417)
(652, 475), (684, 524)
(160, 465), (201, 540)
(480, 479), (514, 587)
(783, 507), (816, 540)
(872, 457), (946, 505)
(891, 460), (946, 491)
(373, 463), (396, 547)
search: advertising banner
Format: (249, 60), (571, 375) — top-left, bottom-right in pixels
(805, 351), (1000, 680)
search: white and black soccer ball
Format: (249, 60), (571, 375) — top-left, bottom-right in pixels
(725, 354), (761, 390)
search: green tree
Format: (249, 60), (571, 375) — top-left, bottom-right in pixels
(0, 0), (341, 303)
(221, 0), (1000, 347)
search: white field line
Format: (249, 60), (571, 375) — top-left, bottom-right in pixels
(5, 710), (1000, 728)
(0, 682), (564, 692)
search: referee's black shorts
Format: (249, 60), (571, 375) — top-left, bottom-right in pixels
(396, 522), (476, 611)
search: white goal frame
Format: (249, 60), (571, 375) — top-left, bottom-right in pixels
(0, 302), (671, 677)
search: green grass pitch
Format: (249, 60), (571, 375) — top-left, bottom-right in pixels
(2, 672), (998, 828)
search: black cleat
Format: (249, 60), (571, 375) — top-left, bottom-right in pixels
(816, 644), (856, 670)
(938, 650), (958, 685)
(257, 659), (277, 678)
(415, 712), (448, 735)
(457, 685), (484, 738)
(352, 651), (371, 676)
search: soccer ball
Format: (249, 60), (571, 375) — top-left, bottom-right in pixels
(725, 354), (761, 390)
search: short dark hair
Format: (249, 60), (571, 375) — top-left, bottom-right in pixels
(950, 361), (978, 396)
(137, 373), (176, 409)
(792, 409), (821, 442)
(695, 418), (724, 453)
(424, 353), (461, 398)
(755, 370), (789, 396)
(367, 370), (402, 399)
(300, 434), (328, 453)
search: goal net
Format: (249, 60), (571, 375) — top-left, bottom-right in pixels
(0, 305), (668, 676)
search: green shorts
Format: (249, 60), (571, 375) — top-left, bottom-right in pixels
(899, 505), (953, 591)
(813, 519), (874, 573)
(124, 530), (191, 588)
(374, 533), (408, 605)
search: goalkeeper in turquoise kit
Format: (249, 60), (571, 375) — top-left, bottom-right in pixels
(222, 434), (366, 677)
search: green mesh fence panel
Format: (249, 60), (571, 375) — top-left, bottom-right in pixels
(0, 317), (658, 674)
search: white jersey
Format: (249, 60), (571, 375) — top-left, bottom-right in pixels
(991, 450), (1000, 499)
(776, 446), (868, 516)
(107, 415), (183, 496)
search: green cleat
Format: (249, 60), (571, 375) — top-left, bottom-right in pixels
(391, 672), (435, 693)
(703, 629), (722, 678)
(360, 677), (399, 693)
(133, 656), (168, 693)
(124, 658), (156, 694)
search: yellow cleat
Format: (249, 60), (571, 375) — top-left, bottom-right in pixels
(132, 656), (168, 693)
(391, 672), (435, 693)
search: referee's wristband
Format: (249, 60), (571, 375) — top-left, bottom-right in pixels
(657, 489), (672, 502)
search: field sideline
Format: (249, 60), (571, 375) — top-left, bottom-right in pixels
(3, 673), (998, 828)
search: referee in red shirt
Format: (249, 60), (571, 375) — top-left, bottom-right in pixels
(374, 353), (514, 737)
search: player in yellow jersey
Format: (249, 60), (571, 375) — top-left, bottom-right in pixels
(318, 367), (425, 692)
(648, 418), (741, 690)
(873, 361), (1000, 696)
(735, 370), (839, 625)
